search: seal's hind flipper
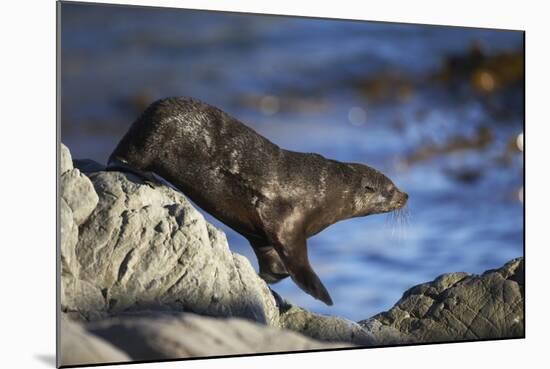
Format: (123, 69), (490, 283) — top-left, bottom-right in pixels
(272, 238), (333, 306)
(268, 287), (292, 312)
(250, 242), (290, 284)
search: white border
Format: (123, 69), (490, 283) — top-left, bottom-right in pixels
(2, 0), (547, 368)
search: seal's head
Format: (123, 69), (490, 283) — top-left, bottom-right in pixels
(346, 163), (408, 217)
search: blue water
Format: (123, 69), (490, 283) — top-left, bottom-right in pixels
(60, 3), (524, 320)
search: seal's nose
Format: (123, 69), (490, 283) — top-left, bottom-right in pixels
(400, 191), (409, 205)
(392, 190), (408, 208)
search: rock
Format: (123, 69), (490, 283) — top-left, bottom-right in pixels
(60, 197), (85, 314)
(85, 312), (346, 361)
(62, 277), (107, 321)
(59, 143), (524, 351)
(60, 143), (73, 175)
(64, 168), (278, 325)
(280, 306), (374, 345)
(360, 258), (524, 343)
(60, 198), (78, 278)
(360, 318), (414, 345)
(61, 168), (99, 226)
(60, 315), (130, 367)
(60, 147), (101, 315)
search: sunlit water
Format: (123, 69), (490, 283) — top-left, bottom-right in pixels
(60, 4), (524, 320)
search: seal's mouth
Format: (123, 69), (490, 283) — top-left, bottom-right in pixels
(390, 190), (409, 210)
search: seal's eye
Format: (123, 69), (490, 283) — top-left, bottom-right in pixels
(364, 185), (376, 193)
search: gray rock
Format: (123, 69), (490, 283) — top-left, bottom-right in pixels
(60, 143), (73, 175)
(60, 198), (78, 278)
(359, 257), (524, 343)
(60, 315), (130, 367)
(61, 167), (99, 225)
(359, 318), (414, 345)
(60, 149), (101, 315)
(86, 312), (345, 360)
(280, 306), (374, 345)
(62, 277), (107, 321)
(66, 169), (278, 325)
(60, 198), (84, 314)
(59, 144), (524, 349)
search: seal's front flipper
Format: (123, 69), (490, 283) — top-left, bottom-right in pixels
(273, 238), (333, 306)
(292, 265), (333, 306)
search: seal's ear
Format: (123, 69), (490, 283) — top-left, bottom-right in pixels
(272, 237), (333, 306)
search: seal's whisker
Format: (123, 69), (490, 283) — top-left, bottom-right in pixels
(386, 205), (410, 240)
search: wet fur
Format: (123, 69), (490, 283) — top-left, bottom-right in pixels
(109, 97), (408, 305)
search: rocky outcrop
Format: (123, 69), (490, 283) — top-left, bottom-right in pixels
(61, 144), (369, 341)
(84, 312), (344, 361)
(59, 143), (524, 366)
(359, 258), (524, 344)
(61, 145), (277, 325)
(280, 306), (375, 345)
(60, 146), (103, 319)
(60, 315), (130, 366)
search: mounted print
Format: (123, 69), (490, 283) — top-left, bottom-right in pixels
(57, 1), (525, 367)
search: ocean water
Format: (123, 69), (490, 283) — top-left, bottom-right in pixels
(60, 3), (524, 320)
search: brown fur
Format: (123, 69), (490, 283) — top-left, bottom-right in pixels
(109, 97), (408, 305)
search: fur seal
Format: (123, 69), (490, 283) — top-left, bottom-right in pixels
(108, 97), (408, 306)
